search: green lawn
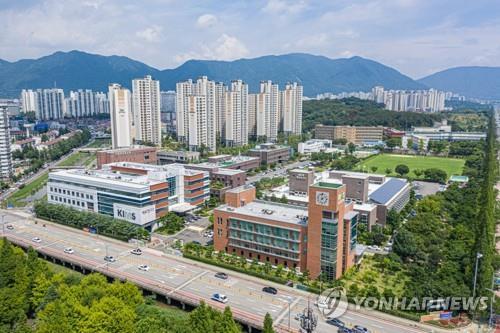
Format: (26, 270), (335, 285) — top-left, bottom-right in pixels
(357, 154), (465, 179)
(86, 138), (111, 148)
(7, 172), (48, 207)
(57, 152), (95, 167)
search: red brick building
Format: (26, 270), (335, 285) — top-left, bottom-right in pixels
(96, 146), (157, 169)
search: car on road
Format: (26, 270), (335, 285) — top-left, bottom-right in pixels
(64, 247), (74, 254)
(262, 286), (278, 294)
(353, 325), (370, 333)
(138, 264), (150, 271)
(6, 224), (14, 230)
(211, 293), (228, 303)
(339, 328), (354, 333)
(130, 248), (142, 255)
(294, 313), (304, 321)
(214, 272), (228, 280)
(104, 255), (116, 262)
(326, 318), (345, 328)
(32, 237), (42, 243)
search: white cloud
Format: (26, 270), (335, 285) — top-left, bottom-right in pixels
(174, 34), (249, 63)
(136, 25), (163, 42)
(196, 14), (218, 28)
(262, 0), (308, 15)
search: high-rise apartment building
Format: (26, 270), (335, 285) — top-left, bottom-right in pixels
(371, 86), (445, 112)
(132, 75), (161, 146)
(223, 80), (248, 147)
(28, 89), (65, 120)
(260, 81), (280, 141)
(66, 89), (96, 117)
(21, 89), (37, 113)
(176, 76), (219, 152)
(160, 91), (176, 134)
(0, 107), (12, 179)
(109, 84), (133, 149)
(280, 82), (303, 135)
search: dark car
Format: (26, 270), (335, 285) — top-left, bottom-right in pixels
(262, 286), (278, 294)
(339, 328), (354, 333)
(214, 272), (228, 279)
(326, 318), (345, 328)
(6, 224), (14, 230)
(285, 280), (294, 287)
(353, 325), (370, 333)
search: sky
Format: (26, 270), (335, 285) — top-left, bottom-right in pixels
(0, 0), (499, 78)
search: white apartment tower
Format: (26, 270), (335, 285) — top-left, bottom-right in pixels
(260, 81), (280, 141)
(21, 89), (37, 113)
(224, 80), (249, 146)
(280, 82), (303, 135)
(0, 107), (12, 179)
(248, 92), (268, 139)
(176, 76), (218, 152)
(109, 84), (133, 149)
(132, 75), (161, 146)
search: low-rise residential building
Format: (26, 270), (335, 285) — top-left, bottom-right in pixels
(214, 181), (358, 280)
(247, 143), (290, 165)
(157, 150), (200, 165)
(11, 137), (39, 152)
(96, 146), (157, 169)
(297, 139), (332, 154)
(47, 162), (209, 229)
(315, 125), (384, 146)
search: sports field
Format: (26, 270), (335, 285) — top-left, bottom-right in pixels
(357, 154), (465, 179)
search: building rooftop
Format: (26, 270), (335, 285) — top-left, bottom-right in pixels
(312, 180), (344, 189)
(49, 169), (161, 191)
(249, 143), (289, 152)
(227, 184), (255, 194)
(218, 199), (308, 225)
(100, 145), (156, 153)
(213, 168), (245, 176)
(369, 178), (408, 205)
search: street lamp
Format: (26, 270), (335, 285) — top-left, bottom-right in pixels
(473, 252), (483, 300)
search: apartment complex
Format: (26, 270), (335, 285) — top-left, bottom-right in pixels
(0, 106), (12, 179)
(213, 181), (358, 280)
(160, 90), (176, 134)
(109, 83), (133, 149)
(372, 86), (446, 112)
(314, 125), (384, 145)
(133, 75), (161, 146)
(96, 146), (157, 169)
(21, 88), (108, 120)
(47, 162), (209, 229)
(177, 77), (303, 150)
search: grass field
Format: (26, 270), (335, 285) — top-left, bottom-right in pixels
(57, 152), (95, 167)
(357, 154), (465, 179)
(86, 138), (111, 148)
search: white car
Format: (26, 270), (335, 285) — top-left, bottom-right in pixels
(138, 264), (150, 271)
(32, 237), (42, 243)
(211, 293), (228, 303)
(130, 248), (142, 255)
(64, 247), (74, 254)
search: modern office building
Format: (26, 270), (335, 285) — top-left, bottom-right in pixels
(133, 75), (162, 146)
(0, 107), (12, 179)
(315, 125), (384, 145)
(109, 83), (133, 149)
(247, 143), (290, 165)
(96, 146), (157, 169)
(47, 162), (209, 229)
(213, 182), (358, 280)
(280, 82), (303, 135)
(298, 139), (333, 154)
(157, 150), (200, 165)
(187, 154), (260, 172)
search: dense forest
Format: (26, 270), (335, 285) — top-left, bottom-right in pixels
(302, 98), (442, 132)
(0, 239), (254, 333)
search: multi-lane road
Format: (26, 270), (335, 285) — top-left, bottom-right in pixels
(1, 210), (462, 333)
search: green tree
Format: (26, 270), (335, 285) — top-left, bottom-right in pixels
(385, 168), (392, 175)
(263, 313), (274, 333)
(395, 164), (410, 177)
(370, 166), (378, 173)
(423, 168), (447, 183)
(347, 142), (356, 155)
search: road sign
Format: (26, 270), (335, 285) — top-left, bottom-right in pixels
(440, 311), (452, 320)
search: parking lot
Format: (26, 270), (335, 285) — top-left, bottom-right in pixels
(412, 181), (444, 198)
(154, 214), (213, 247)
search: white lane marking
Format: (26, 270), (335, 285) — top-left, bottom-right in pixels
(274, 296), (302, 326)
(167, 270), (208, 295)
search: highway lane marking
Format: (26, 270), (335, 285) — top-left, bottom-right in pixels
(168, 270), (208, 296)
(345, 311), (425, 333)
(274, 296), (303, 327)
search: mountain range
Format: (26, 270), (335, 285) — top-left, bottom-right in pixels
(0, 50), (498, 100)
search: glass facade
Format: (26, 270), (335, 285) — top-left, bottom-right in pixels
(228, 219), (301, 260)
(350, 214), (358, 250)
(320, 211), (338, 280)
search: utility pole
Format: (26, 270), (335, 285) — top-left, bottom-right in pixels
(300, 298), (317, 333)
(473, 252), (483, 299)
